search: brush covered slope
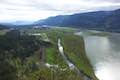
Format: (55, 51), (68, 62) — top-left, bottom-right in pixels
(0, 28), (98, 80)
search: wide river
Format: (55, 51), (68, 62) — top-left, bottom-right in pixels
(76, 31), (120, 80)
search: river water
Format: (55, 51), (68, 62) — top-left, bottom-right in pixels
(78, 32), (120, 80)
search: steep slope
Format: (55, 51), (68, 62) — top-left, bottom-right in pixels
(36, 11), (111, 28)
(36, 9), (120, 31)
(104, 9), (120, 32)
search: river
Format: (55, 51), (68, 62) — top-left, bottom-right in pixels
(77, 31), (120, 80)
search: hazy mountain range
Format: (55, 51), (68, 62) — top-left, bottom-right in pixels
(0, 9), (120, 32)
(35, 9), (120, 31)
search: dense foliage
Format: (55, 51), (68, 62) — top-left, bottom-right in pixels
(0, 30), (51, 80)
(0, 28), (98, 80)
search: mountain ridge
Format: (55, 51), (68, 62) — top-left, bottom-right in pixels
(35, 9), (120, 32)
(0, 9), (120, 32)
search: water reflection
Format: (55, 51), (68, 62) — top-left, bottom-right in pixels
(83, 34), (120, 80)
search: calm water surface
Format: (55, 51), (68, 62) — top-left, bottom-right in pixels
(78, 32), (120, 80)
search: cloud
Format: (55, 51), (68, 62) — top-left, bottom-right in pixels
(0, 0), (120, 21)
(84, 0), (120, 3)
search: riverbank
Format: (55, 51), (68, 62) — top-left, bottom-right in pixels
(77, 30), (120, 80)
(42, 28), (98, 80)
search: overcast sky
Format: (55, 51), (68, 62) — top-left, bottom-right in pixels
(0, 0), (120, 22)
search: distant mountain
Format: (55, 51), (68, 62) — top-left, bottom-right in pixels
(0, 22), (36, 28)
(1, 21), (34, 25)
(0, 20), (36, 28)
(1, 9), (120, 32)
(104, 9), (120, 31)
(10, 21), (35, 25)
(36, 9), (120, 31)
(0, 24), (9, 30)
